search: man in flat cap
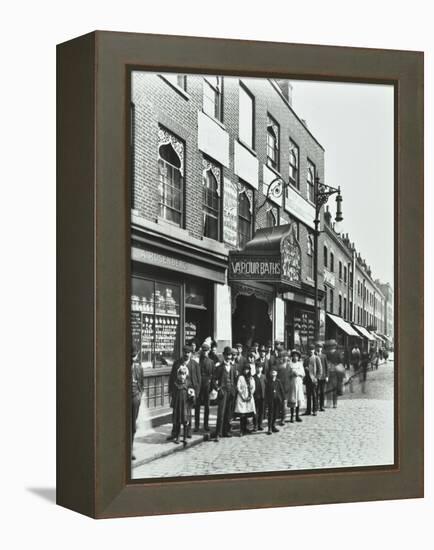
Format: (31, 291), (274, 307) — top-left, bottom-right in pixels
(212, 346), (237, 441)
(233, 342), (246, 375)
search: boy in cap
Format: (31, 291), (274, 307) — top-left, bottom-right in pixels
(194, 343), (214, 432)
(265, 364), (285, 434)
(212, 346), (237, 441)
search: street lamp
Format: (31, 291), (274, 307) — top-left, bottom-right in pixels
(313, 176), (343, 343)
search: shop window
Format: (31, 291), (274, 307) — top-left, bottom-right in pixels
(185, 280), (212, 349)
(307, 160), (316, 203)
(293, 309), (315, 353)
(131, 277), (181, 370)
(158, 133), (184, 226)
(202, 159), (221, 241)
(238, 191), (252, 248)
(266, 115), (279, 170)
(203, 76), (223, 121)
(239, 83), (254, 149)
(289, 140), (299, 188)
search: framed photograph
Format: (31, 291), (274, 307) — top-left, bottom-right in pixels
(57, 31), (423, 518)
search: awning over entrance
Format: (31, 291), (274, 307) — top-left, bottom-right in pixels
(228, 224), (302, 290)
(352, 324), (376, 341)
(327, 313), (360, 337)
(370, 332), (385, 343)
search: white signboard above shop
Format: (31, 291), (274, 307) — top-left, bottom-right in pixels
(284, 184), (315, 230)
(197, 111), (230, 167)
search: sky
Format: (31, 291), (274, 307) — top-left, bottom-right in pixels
(290, 80), (394, 285)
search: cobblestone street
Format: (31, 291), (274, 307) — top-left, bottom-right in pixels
(133, 360), (395, 479)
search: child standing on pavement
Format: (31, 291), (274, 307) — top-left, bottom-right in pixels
(265, 365), (285, 435)
(234, 362), (256, 436)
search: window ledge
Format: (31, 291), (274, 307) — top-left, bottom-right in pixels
(159, 75), (191, 100)
(200, 236), (228, 255)
(201, 109), (226, 131)
(237, 138), (257, 157)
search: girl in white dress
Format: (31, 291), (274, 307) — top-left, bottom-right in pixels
(288, 349), (306, 423)
(234, 362), (256, 436)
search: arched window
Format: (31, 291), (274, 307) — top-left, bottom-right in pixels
(307, 161), (315, 203)
(323, 245), (328, 269)
(307, 233), (314, 279)
(203, 167), (220, 240)
(238, 192), (252, 248)
(158, 141), (183, 226)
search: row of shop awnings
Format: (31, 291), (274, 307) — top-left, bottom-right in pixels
(327, 313), (389, 343)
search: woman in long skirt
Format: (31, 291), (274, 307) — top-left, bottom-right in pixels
(288, 349), (305, 422)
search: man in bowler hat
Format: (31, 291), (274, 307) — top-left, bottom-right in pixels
(168, 345), (201, 439)
(212, 346), (237, 441)
(194, 343), (215, 432)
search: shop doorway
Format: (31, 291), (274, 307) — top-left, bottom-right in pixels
(232, 294), (272, 347)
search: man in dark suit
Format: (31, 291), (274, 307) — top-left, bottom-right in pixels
(212, 346), (237, 441)
(168, 345), (201, 439)
(131, 344), (144, 460)
(315, 342), (329, 412)
(303, 344), (321, 416)
(256, 345), (271, 378)
(253, 358), (267, 431)
(194, 343), (215, 432)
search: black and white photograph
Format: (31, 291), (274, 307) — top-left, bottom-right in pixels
(129, 71), (394, 480)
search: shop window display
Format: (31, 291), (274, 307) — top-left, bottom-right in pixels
(131, 277), (180, 369)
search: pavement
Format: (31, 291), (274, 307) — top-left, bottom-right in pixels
(132, 358), (394, 479)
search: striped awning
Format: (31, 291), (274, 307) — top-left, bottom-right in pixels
(352, 324), (376, 341)
(327, 313), (360, 337)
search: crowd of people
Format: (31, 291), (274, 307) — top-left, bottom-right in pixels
(131, 339), (389, 455)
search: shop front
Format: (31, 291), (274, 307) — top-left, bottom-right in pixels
(131, 229), (227, 410)
(351, 323), (375, 352)
(325, 312), (362, 357)
(228, 223), (305, 350)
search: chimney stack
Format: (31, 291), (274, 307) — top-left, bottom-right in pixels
(276, 79), (293, 106)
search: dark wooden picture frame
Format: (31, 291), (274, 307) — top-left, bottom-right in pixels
(57, 31), (424, 519)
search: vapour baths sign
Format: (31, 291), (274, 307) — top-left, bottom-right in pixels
(229, 255), (282, 281)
